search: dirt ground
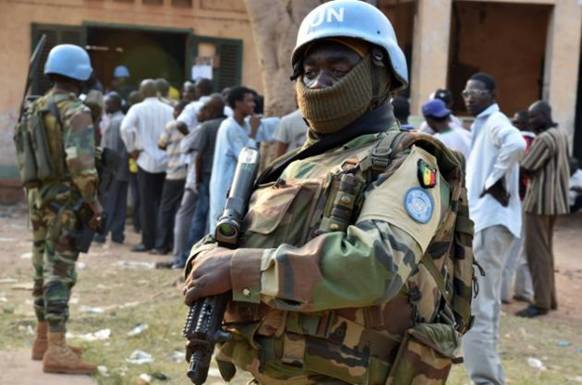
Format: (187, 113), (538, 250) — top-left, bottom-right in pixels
(502, 213), (582, 324)
(0, 203), (581, 385)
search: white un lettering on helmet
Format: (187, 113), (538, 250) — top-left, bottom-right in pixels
(310, 6), (344, 27)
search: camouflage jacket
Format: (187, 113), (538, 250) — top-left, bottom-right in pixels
(31, 90), (98, 204)
(188, 123), (472, 385)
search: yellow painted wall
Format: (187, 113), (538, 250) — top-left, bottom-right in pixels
(0, 0), (261, 169)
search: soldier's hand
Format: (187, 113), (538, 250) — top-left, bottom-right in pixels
(87, 200), (104, 231)
(183, 247), (233, 305)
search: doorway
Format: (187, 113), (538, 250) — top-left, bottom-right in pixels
(379, 0), (415, 96)
(447, 1), (552, 115)
(85, 24), (190, 92)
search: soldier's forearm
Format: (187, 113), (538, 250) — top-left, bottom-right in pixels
(228, 219), (422, 312)
(71, 174), (99, 204)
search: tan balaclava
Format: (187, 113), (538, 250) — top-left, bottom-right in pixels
(295, 38), (391, 135)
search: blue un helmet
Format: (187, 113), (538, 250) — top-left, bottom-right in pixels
(44, 44), (93, 81)
(292, 0), (408, 91)
(113, 65), (130, 78)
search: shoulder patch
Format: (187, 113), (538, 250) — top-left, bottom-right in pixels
(404, 187), (433, 224)
(356, 145), (442, 252)
(417, 159), (437, 188)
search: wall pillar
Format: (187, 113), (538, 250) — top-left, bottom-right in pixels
(410, 0), (452, 114)
(543, 0), (582, 146)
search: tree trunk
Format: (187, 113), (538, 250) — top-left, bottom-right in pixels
(244, 0), (324, 117)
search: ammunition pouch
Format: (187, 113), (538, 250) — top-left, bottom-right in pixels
(386, 323), (461, 385)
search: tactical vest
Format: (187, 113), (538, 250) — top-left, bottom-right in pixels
(217, 130), (475, 385)
(14, 93), (72, 188)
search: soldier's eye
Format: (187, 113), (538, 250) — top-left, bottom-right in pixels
(304, 70), (317, 80)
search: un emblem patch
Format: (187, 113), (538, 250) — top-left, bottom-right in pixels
(404, 187), (434, 224)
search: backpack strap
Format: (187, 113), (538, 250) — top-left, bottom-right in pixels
(358, 129), (408, 177)
(45, 94), (70, 180)
(358, 131), (475, 334)
(46, 95), (64, 128)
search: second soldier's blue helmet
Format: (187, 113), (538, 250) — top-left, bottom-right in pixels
(292, 0), (408, 91)
(113, 65), (130, 78)
(44, 44), (93, 82)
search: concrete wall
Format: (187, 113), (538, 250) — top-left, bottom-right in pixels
(0, 0), (261, 183)
(410, 0), (452, 112)
(544, 0), (582, 147)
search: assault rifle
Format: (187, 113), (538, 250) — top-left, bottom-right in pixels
(183, 147), (260, 385)
(19, 34), (47, 121)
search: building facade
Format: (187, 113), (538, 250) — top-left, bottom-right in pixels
(0, 0), (262, 202)
(403, 0), (581, 154)
(0, 0), (581, 202)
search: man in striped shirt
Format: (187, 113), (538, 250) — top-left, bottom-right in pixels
(517, 101), (570, 318)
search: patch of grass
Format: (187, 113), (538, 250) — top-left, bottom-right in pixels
(1, 247), (581, 385)
(447, 312), (582, 385)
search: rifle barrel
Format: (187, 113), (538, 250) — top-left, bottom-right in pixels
(19, 34), (47, 119)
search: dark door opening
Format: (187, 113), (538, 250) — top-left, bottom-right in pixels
(85, 25), (189, 91)
(574, 37), (582, 160)
(447, 1), (551, 116)
(379, 0), (415, 96)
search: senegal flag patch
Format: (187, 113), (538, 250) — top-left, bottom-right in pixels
(417, 159), (437, 188)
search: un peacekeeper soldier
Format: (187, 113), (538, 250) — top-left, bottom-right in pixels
(28, 44), (102, 374)
(184, 1), (473, 384)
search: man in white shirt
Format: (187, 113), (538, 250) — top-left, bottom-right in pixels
(421, 98), (471, 160)
(120, 79), (174, 252)
(176, 78), (213, 131)
(177, 78), (233, 133)
(461, 73), (526, 385)
(208, 86), (260, 232)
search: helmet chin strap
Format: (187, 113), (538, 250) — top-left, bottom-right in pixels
(370, 47), (392, 110)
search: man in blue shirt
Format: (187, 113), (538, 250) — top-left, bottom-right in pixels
(208, 86), (260, 232)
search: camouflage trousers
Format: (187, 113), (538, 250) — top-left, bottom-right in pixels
(28, 189), (80, 332)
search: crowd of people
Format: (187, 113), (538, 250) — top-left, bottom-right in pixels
(97, 63), (580, 383)
(99, 67), (581, 296)
(97, 67), (308, 272)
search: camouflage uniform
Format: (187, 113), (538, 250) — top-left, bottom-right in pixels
(28, 90), (98, 332)
(187, 120), (473, 384)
